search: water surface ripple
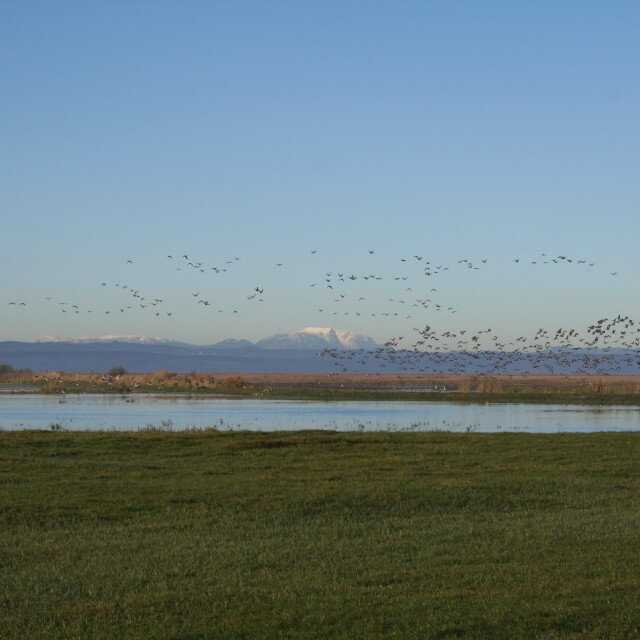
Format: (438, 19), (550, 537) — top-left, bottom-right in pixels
(1, 394), (640, 432)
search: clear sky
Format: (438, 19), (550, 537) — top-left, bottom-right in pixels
(1, 1), (639, 345)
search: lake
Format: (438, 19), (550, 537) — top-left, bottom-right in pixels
(1, 394), (640, 432)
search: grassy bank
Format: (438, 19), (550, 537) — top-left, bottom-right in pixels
(2, 431), (640, 639)
(4, 371), (640, 404)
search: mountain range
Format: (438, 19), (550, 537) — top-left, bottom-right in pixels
(35, 327), (379, 351)
(3, 328), (639, 375)
(1, 328), (379, 373)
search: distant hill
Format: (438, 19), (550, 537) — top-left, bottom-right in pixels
(208, 338), (255, 350)
(257, 327), (379, 350)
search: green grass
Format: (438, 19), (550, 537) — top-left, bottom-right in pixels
(2, 430), (640, 639)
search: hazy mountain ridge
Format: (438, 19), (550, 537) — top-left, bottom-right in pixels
(257, 327), (378, 350)
(37, 335), (191, 347)
(35, 328), (379, 351)
(208, 339), (256, 350)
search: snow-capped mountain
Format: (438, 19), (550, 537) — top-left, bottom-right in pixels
(257, 327), (378, 350)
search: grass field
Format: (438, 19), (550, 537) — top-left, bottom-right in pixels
(2, 430), (640, 639)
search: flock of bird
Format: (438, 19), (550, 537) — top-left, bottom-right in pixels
(321, 315), (640, 375)
(6, 249), (636, 375)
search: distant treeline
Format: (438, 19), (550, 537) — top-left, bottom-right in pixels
(0, 363), (32, 375)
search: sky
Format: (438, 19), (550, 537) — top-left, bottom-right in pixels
(1, 0), (639, 345)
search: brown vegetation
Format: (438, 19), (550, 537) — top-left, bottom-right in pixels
(3, 367), (640, 397)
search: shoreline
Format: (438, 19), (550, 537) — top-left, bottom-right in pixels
(3, 383), (640, 405)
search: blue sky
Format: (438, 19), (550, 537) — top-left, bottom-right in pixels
(1, 1), (639, 344)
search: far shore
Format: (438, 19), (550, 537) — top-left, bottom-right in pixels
(3, 371), (640, 404)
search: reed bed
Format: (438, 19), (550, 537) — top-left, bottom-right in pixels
(3, 369), (640, 400)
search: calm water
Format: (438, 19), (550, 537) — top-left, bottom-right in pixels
(1, 394), (640, 432)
